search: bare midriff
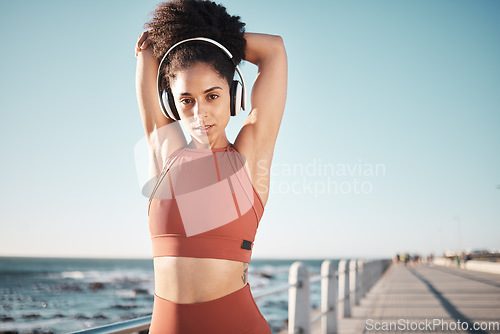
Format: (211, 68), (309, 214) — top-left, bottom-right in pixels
(154, 256), (249, 304)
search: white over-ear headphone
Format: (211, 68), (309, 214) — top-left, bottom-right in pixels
(156, 37), (247, 121)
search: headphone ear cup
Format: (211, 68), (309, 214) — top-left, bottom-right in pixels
(162, 89), (181, 121)
(230, 80), (242, 116)
(160, 89), (172, 120)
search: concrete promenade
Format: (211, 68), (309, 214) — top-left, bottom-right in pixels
(310, 264), (500, 334)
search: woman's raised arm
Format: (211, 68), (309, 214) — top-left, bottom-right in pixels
(135, 32), (174, 135)
(235, 33), (287, 159)
(135, 32), (186, 175)
(234, 33), (287, 203)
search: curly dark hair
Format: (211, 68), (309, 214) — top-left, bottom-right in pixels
(144, 0), (246, 89)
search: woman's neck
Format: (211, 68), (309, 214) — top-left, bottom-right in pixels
(189, 136), (230, 150)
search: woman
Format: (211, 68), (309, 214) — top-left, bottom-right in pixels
(135, 0), (287, 332)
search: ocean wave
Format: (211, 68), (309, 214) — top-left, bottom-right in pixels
(60, 270), (100, 280)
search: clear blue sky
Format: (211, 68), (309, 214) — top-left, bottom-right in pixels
(1, 0), (499, 259)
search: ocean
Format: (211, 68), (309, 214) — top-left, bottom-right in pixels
(0, 257), (336, 334)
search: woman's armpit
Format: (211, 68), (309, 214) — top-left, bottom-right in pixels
(134, 121), (187, 197)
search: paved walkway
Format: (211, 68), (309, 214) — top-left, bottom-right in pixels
(310, 264), (500, 334)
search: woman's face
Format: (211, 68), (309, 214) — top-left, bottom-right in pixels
(170, 62), (231, 148)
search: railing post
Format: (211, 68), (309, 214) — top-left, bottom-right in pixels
(365, 261), (373, 292)
(289, 261), (311, 334)
(337, 259), (351, 318)
(349, 259), (359, 306)
(321, 260), (337, 334)
(357, 260), (365, 299)
(370, 261), (376, 290)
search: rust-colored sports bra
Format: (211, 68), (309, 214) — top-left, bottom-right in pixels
(148, 143), (264, 263)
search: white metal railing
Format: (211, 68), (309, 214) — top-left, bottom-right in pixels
(70, 259), (391, 334)
(70, 315), (151, 334)
(287, 259), (391, 334)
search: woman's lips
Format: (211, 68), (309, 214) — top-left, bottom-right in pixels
(193, 124), (213, 133)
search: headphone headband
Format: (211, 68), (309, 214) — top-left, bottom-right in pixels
(161, 37), (235, 64)
(156, 37), (247, 120)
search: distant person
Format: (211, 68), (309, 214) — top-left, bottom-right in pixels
(135, 0), (287, 333)
(404, 253), (410, 267)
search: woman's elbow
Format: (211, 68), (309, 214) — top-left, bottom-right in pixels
(271, 35), (286, 53)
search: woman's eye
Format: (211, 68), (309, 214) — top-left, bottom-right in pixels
(180, 98), (193, 105)
(208, 94), (219, 100)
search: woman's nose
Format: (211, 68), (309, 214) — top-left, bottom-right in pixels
(193, 101), (208, 119)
